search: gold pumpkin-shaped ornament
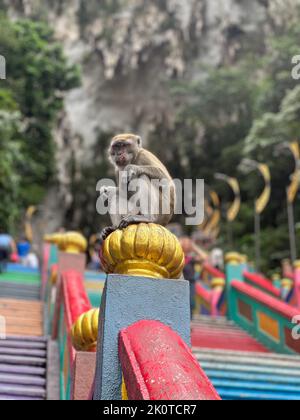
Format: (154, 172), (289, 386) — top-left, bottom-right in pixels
(71, 309), (99, 352)
(100, 223), (185, 279)
(44, 232), (87, 254)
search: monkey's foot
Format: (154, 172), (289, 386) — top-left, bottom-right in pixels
(100, 226), (116, 241)
(118, 216), (151, 230)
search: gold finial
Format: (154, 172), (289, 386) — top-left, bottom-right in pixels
(211, 278), (226, 290)
(281, 278), (294, 289)
(121, 377), (128, 400)
(100, 223), (185, 279)
(240, 255), (248, 264)
(44, 232), (88, 254)
(225, 252), (243, 265)
(71, 309), (99, 352)
(294, 260), (300, 270)
(50, 265), (58, 285)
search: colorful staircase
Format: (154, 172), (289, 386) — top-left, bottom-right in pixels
(0, 336), (47, 400)
(0, 265), (41, 301)
(191, 315), (268, 353)
(192, 316), (300, 400)
(0, 265), (58, 400)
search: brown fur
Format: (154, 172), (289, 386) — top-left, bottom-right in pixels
(101, 134), (175, 239)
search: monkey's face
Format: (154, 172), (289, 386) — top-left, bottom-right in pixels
(109, 135), (141, 168)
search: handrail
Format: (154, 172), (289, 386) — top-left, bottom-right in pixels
(231, 281), (299, 321)
(196, 283), (211, 303)
(62, 270), (92, 335)
(230, 280), (300, 354)
(57, 270), (92, 399)
(202, 262), (225, 279)
(195, 283), (223, 317)
(243, 271), (281, 298)
(119, 320), (221, 400)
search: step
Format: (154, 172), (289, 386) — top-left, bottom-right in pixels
(0, 336), (48, 400)
(0, 340), (46, 350)
(0, 384), (46, 398)
(0, 348), (46, 358)
(0, 355), (46, 367)
(217, 388), (300, 401)
(192, 316), (236, 323)
(0, 395), (44, 400)
(198, 361), (300, 377)
(0, 373), (46, 387)
(194, 352), (300, 369)
(205, 369), (300, 385)
(0, 364), (46, 376)
(0, 299), (44, 337)
(193, 348), (300, 362)
(212, 379), (300, 394)
(4, 336), (46, 343)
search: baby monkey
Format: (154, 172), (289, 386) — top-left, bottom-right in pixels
(100, 134), (175, 240)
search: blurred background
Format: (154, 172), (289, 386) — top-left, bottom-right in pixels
(0, 0), (300, 273)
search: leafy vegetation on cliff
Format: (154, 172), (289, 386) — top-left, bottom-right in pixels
(0, 15), (80, 231)
(150, 21), (300, 272)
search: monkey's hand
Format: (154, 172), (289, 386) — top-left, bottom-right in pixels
(125, 165), (140, 182)
(118, 215), (151, 230)
(99, 186), (117, 200)
(100, 226), (116, 241)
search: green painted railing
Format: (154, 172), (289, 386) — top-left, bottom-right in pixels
(227, 263), (300, 355)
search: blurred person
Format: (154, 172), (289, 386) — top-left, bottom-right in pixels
(0, 228), (17, 273)
(281, 258), (293, 279)
(180, 237), (201, 317)
(210, 248), (224, 271)
(17, 237), (31, 264)
(24, 246), (39, 269)
(88, 235), (103, 271)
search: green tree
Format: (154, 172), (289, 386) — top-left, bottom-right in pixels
(0, 15), (80, 231)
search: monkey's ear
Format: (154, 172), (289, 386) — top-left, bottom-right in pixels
(136, 136), (142, 147)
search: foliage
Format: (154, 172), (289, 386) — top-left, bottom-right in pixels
(0, 15), (80, 231)
(150, 20), (300, 273)
(0, 111), (22, 231)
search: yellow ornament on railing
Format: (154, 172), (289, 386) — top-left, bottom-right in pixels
(225, 252), (243, 266)
(71, 309), (99, 352)
(100, 223), (185, 279)
(44, 232), (88, 254)
(211, 278), (226, 290)
(281, 278), (293, 290)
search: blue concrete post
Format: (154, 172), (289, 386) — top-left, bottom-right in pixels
(93, 274), (191, 400)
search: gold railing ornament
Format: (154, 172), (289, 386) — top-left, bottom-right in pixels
(215, 174), (241, 223)
(294, 260), (300, 270)
(281, 278), (294, 290)
(211, 278), (226, 291)
(100, 223), (185, 279)
(50, 265), (58, 285)
(71, 309), (99, 352)
(44, 232), (88, 254)
(287, 142), (300, 204)
(225, 252), (243, 266)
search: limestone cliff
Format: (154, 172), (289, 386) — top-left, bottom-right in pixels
(3, 0), (300, 232)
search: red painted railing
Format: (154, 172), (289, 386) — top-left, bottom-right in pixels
(243, 271), (281, 298)
(119, 320), (221, 400)
(202, 263), (225, 279)
(58, 270), (92, 399)
(294, 266), (300, 309)
(195, 283), (225, 317)
(62, 270), (92, 335)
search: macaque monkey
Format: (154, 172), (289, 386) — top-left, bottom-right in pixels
(100, 134), (175, 240)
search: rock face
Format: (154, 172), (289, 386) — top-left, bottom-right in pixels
(4, 0), (300, 231)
